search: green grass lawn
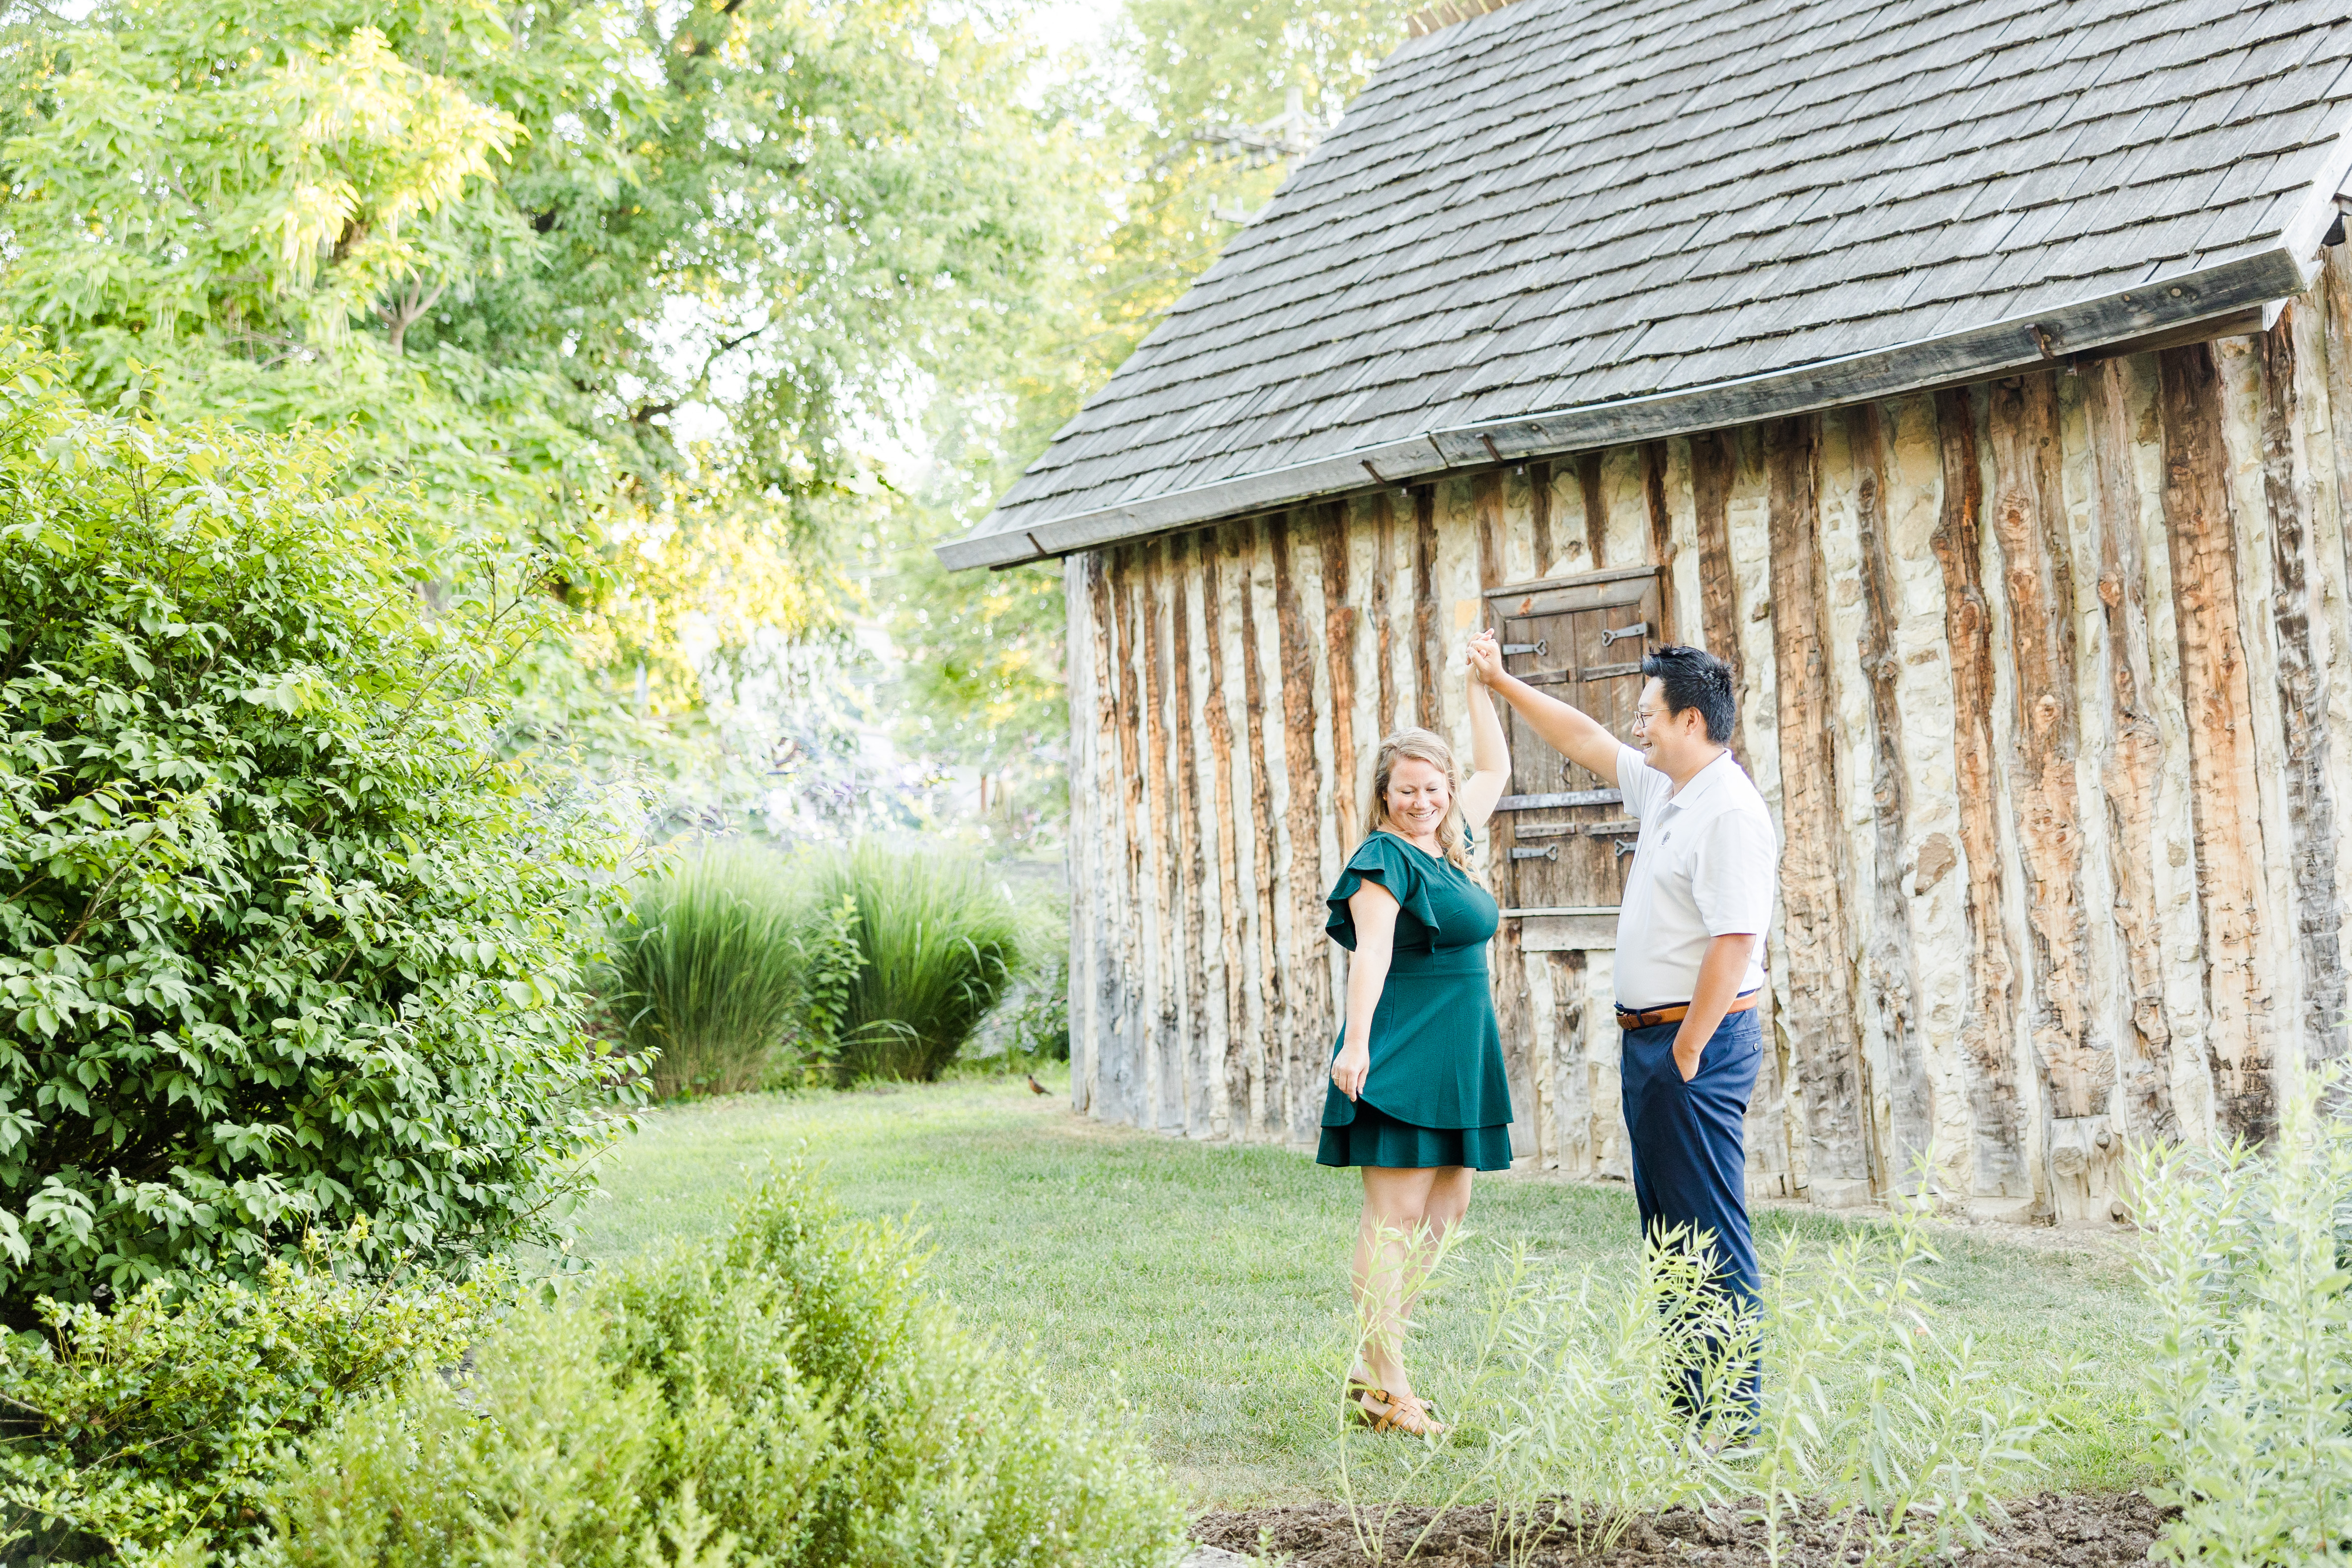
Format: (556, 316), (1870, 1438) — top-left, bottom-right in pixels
(567, 1070), (2158, 1508)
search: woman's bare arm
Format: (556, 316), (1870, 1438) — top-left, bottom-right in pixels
(1458, 634), (1512, 829)
(1331, 881), (1399, 1100)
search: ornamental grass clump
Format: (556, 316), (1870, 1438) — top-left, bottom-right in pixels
(0, 355), (634, 1313)
(601, 847), (864, 1099)
(801, 843), (1024, 1082)
(264, 1161), (1188, 1568)
(2133, 1070), (2352, 1567)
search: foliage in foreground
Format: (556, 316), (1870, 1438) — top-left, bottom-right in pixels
(0, 1226), (504, 1564)
(601, 848), (864, 1100)
(1340, 1190), (2056, 1568)
(2136, 1072), (2352, 1567)
(799, 844), (1027, 1084)
(0, 363), (634, 1314)
(266, 1162), (1187, 1568)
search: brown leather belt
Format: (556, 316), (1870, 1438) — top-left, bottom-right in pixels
(1614, 989), (1761, 1030)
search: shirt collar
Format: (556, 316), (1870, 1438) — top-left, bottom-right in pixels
(1660, 748), (1738, 812)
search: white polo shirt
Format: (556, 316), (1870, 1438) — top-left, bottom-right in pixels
(1612, 745), (1777, 1009)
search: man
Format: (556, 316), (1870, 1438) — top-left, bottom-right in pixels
(1466, 634), (1775, 1417)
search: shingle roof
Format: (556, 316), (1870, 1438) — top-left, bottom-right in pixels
(943, 0), (2352, 569)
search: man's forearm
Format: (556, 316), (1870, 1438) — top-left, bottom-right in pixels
(1486, 668), (1618, 780)
(1672, 935), (1756, 1078)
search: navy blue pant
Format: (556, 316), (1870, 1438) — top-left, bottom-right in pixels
(1620, 1006), (1763, 1418)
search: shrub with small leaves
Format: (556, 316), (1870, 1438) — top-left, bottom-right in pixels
(2134, 1070), (2352, 1567)
(267, 1161), (1190, 1568)
(0, 352), (637, 1313)
(0, 1223), (506, 1564)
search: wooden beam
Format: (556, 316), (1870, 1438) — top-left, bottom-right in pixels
(2081, 358), (2183, 1142)
(1529, 458), (1555, 578)
(1765, 413), (1875, 1202)
(1577, 450), (1608, 570)
(1929, 386), (2029, 1199)
(2257, 313), (2349, 1068)
(1371, 491), (1397, 736)
(1275, 513), (1333, 1128)
(1233, 522), (1288, 1137)
(1413, 486), (1440, 729)
(1320, 504), (1360, 847)
(1690, 428), (1745, 758)
(1846, 404), (1933, 1187)
(2157, 343), (2276, 1143)
(1986, 374), (2103, 1155)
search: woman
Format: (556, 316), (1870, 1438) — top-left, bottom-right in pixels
(1322, 630), (1512, 1437)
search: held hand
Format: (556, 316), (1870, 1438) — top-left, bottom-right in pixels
(1465, 628), (1503, 687)
(1332, 1042), (1371, 1100)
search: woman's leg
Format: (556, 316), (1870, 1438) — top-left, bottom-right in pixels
(1401, 1165), (1473, 1322)
(1352, 1164), (1437, 1396)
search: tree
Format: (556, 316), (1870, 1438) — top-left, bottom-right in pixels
(0, 0), (1090, 789)
(0, 353), (635, 1313)
(876, 0), (1414, 826)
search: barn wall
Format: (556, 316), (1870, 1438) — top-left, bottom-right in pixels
(1062, 251), (2352, 1219)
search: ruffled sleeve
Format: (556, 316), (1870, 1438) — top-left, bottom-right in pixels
(1325, 834), (1442, 949)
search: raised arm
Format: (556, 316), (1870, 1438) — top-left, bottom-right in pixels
(1464, 631), (1622, 787)
(1330, 882), (1399, 1101)
(1458, 636), (1512, 829)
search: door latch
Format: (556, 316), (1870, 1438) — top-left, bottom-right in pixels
(1598, 620), (1649, 648)
(1509, 844), (1560, 861)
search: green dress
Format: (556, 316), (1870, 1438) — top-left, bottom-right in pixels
(1317, 831), (1515, 1171)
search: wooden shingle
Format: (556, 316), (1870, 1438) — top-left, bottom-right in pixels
(943, 0), (2352, 569)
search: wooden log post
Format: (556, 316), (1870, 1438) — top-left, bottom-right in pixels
(1690, 429), (1746, 759)
(1372, 492), (1398, 736)
(1764, 414), (1875, 1204)
(1169, 536), (1212, 1130)
(1233, 524), (1289, 1137)
(2257, 315), (2349, 1069)
(1275, 515), (1335, 1138)
(1986, 375), (2105, 1195)
(1529, 459), (1555, 578)
(1929, 387), (2029, 1202)
(1110, 552), (1151, 1125)
(2081, 359), (2182, 1142)
(1321, 505), (1360, 849)
(1846, 404), (1933, 1186)
(1642, 440), (1676, 603)
(1143, 540), (1183, 1127)
(2157, 344), (2276, 1143)
(1199, 530), (1251, 1136)
(1575, 451), (1609, 570)
(1414, 487), (1441, 730)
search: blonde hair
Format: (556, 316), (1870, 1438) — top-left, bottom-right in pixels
(1366, 728), (1471, 868)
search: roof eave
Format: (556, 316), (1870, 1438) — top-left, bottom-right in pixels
(937, 245), (2312, 572)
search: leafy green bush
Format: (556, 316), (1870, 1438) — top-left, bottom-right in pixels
(0, 1225), (504, 1564)
(2135, 1071), (2352, 1566)
(0, 357), (634, 1312)
(266, 1162), (1188, 1568)
(802, 843), (1024, 1083)
(602, 847), (865, 1099)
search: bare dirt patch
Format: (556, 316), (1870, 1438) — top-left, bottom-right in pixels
(1193, 1491), (2169, 1567)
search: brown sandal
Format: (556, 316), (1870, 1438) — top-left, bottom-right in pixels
(1345, 1380), (1445, 1436)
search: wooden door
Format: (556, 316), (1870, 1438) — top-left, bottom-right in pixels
(1482, 565), (1665, 932)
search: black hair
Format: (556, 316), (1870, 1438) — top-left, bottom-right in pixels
(1640, 644), (1736, 743)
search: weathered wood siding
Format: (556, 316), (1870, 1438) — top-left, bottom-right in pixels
(1062, 250), (2352, 1217)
